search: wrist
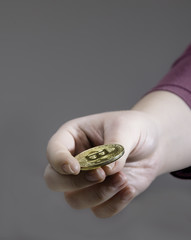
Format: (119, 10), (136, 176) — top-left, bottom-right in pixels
(131, 91), (191, 175)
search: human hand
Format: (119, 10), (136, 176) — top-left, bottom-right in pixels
(44, 90), (191, 218)
(44, 110), (161, 218)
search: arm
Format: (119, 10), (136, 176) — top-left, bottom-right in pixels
(149, 44), (191, 108)
(44, 91), (191, 218)
(132, 90), (191, 176)
(143, 44), (191, 178)
(44, 45), (191, 218)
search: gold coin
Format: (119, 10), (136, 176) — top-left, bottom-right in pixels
(75, 144), (125, 171)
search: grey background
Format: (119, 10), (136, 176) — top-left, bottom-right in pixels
(1, 0), (191, 239)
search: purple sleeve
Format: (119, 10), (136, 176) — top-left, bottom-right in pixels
(149, 44), (191, 179)
(150, 44), (191, 108)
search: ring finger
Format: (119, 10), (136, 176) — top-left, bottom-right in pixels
(64, 172), (127, 209)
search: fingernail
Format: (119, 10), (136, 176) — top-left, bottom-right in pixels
(72, 164), (80, 174)
(62, 164), (76, 174)
(85, 170), (102, 182)
(106, 162), (115, 171)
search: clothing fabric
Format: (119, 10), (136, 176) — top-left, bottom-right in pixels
(150, 44), (191, 179)
(151, 44), (191, 108)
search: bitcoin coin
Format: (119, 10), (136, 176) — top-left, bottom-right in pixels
(75, 144), (124, 171)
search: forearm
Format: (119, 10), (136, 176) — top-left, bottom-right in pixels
(132, 91), (191, 176)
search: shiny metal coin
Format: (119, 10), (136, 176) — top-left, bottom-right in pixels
(75, 144), (124, 171)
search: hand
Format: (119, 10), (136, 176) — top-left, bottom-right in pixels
(44, 110), (160, 218)
(44, 91), (191, 218)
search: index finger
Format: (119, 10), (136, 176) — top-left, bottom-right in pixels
(46, 126), (80, 175)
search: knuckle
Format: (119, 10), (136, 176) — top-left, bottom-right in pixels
(46, 138), (62, 167)
(108, 115), (127, 129)
(104, 203), (118, 217)
(59, 120), (77, 132)
(92, 205), (117, 218)
(46, 139), (52, 162)
(91, 208), (104, 218)
(46, 135), (56, 155)
(129, 187), (136, 198)
(110, 115), (123, 125)
(114, 172), (127, 185)
(120, 186), (136, 202)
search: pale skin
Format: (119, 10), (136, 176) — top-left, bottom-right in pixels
(44, 91), (191, 218)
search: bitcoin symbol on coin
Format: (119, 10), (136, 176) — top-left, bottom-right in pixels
(86, 149), (109, 161)
(75, 144), (124, 171)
